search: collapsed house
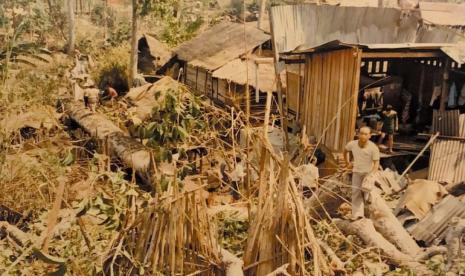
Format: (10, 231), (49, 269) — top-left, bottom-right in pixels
(270, 4), (465, 155)
(270, 3), (465, 248)
(142, 21), (281, 117)
(137, 33), (173, 78)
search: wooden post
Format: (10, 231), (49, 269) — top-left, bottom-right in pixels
(67, 0), (75, 55)
(269, 11), (289, 150)
(415, 65), (425, 124)
(129, 0), (139, 87)
(257, 0), (267, 31)
(440, 58), (450, 112)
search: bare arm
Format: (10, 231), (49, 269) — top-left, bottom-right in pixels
(343, 148), (352, 168)
(395, 112), (399, 131)
(372, 160), (379, 173)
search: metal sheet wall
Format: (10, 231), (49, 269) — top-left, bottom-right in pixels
(432, 109), (460, 136)
(302, 48), (362, 152)
(428, 139), (465, 184)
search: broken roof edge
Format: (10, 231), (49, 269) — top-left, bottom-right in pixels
(139, 33), (174, 67)
(282, 40), (465, 65)
(211, 58), (277, 93)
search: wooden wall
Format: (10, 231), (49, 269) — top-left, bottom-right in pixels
(185, 63), (212, 97)
(302, 48), (362, 152)
(286, 71), (302, 118)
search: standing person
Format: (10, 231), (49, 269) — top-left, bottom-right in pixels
(378, 105), (398, 153)
(343, 126), (380, 220)
(83, 79), (100, 112)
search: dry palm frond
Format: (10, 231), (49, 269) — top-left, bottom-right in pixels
(243, 133), (330, 276)
(106, 181), (222, 275)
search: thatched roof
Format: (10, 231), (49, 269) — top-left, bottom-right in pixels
(212, 58), (277, 93)
(141, 34), (173, 68)
(175, 21), (270, 71)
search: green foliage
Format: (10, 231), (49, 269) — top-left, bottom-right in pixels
(75, 169), (147, 231)
(161, 17), (203, 47)
(140, 0), (204, 47)
(107, 19), (131, 47)
(90, 4), (115, 28)
(216, 213), (249, 256)
(138, 88), (205, 149)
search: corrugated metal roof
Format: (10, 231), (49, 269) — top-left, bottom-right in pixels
(212, 58), (277, 93)
(419, 2), (465, 26)
(271, 4), (417, 55)
(428, 139), (465, 184)
(174, 21), (270, 71)
(142, 34), (173, 68)
(270, 4), (464, 58)
(409, 195), (465, 245)
(432, 109), (461, 137)
(327, 0), (465, 27)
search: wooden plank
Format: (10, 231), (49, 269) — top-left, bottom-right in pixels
(253, 57), (274, 64)
(297, 62), (302, 123)
(344, 49), (356, 151)
(315, 53), (324, 140)
(326, 51), (341, 152)
(334, 50), (344, 150)
(309, 55), (318, 137)
(348, 49), (363, 150)
(321, 51), (331, 145)
(305, 56), (313, 135)
(362, 51), (443, 59)
(303, 56), (312, 134)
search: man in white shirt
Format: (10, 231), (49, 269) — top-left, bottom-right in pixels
(343, 126), (380, 219)
(229, 156), (244, 200)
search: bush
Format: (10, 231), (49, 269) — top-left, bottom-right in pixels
(108, 19), (131, 47)
(90, 43), (130, 93)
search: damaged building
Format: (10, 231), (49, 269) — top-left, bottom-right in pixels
(270, 4), (465, 156)
(139, 21), (281, 117)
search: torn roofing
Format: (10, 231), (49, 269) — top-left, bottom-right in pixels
(141, 34), (173, 67)
(212, 58), (277, 93)
(409, 195), (465, 245)
(174, 21), (270, 71)
(419, 1), (465, 26)
(270, 4), (464, 56)
(328, 0), (465, 26)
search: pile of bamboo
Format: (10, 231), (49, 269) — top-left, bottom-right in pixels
(132, 183), (222, 275)
(243, 134), (330, 275)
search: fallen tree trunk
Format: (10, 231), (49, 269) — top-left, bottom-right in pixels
(65, 102), (152, 184)
(333, 218), (427, 274)
(304, 178), (350, 219)
(366, 188), (422, 256)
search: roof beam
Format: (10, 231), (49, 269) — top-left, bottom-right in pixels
(362, 51), (444, 59)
